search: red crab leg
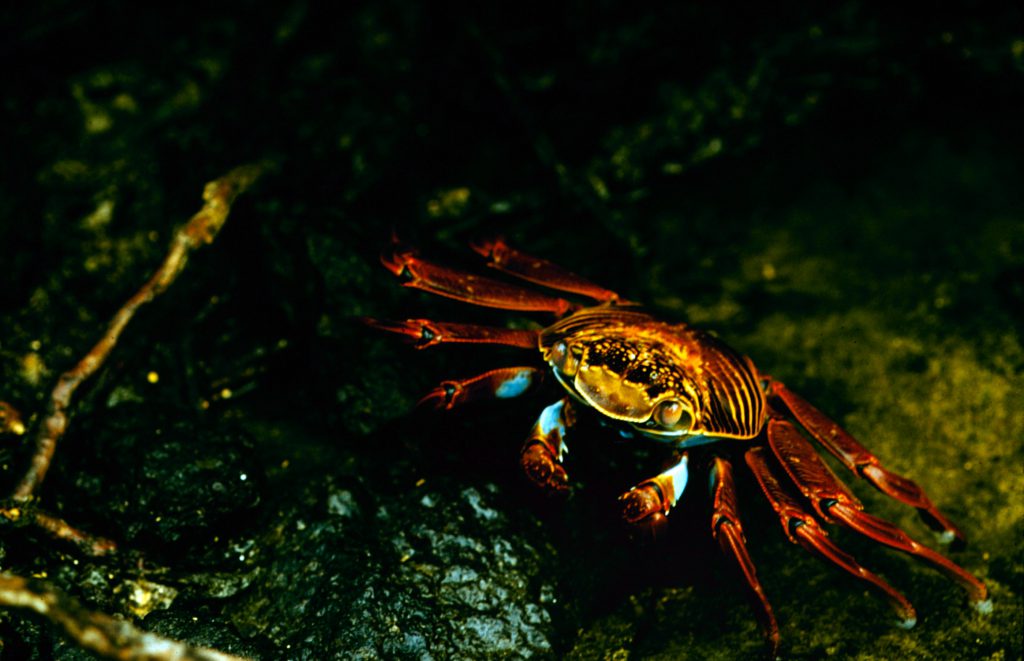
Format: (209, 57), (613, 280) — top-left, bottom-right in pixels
(521, 397), (575, 493)
(745, 446), (918, 627)
(767, 379), (966, 546)
(419, 366), (543, 410)
(766, 419), (989, 608)
(619, 452), (689, 537)
(363, 318), (538, 350)
(470, 237), (627, 303)
(382, 248), (576, 315)
(709, 456), (780, 656)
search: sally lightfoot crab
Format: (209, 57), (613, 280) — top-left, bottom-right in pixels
(366, 238), (990, 654)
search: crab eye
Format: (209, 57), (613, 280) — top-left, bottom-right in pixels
(549, 341), (580, 376)
(654, 399), (689, 429)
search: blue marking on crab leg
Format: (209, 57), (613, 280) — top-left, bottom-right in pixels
(537, 399), (564, 434)
(659, 454), (690, 508)
(535, 398), (570, 458)
(495, 368), (537, 399)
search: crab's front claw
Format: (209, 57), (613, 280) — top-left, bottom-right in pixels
(521, 441), (569, 493)
(620, 482), (670, 525)
(620, 455), (689, 538)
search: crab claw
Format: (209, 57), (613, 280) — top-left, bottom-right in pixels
(620, 482), (670, 524)
(619, 484), (671, 539)
(521, 441), (569, 493)
(620, 455), (687, 535)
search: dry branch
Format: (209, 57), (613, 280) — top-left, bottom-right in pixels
(0, 501), (117, 556)
(12, 163), (265, 501)
(0, 572), (251, 661)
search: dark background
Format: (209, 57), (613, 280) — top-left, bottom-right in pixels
(0, 3), (1021, 659)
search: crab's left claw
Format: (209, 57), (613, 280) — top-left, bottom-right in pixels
(520, 398), (575, 494)
(521, 442), (569, 493)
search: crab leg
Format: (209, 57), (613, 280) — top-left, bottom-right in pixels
(766, 419), (989, 609)
(767, 379), (966, 546)
(363, 318), (539, 350)
(709, 456), (780, 656)
(382, 248), (576, 315)
(521, 397), (575, 493)
(470, 237), (626, 303)
(745, 447), (918, 627)
(619, 453), (689, 536)
(418, 366), (543, 410)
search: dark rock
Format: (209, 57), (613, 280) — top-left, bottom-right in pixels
(53, 404), (262, 551)
(232, 480), (556, 659)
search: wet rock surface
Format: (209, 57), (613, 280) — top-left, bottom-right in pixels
(50, 404), (262, 548)
(1, 3), (1022, 660)
(232, 481), (555, 659)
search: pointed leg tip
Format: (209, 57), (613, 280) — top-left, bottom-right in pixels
(360, 316), (387, 331)
(971, 598), (994, 615)
(417, 387), (454, 410)
(379, 250), (403, 275)
(469, 237), (498, 257)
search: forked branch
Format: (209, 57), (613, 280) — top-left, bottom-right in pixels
(0, 573), (251, 661)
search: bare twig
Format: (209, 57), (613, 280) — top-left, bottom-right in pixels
(0, 500), (117, 556)
(0, 572), (251, 661)
(12, 163), (265, 501)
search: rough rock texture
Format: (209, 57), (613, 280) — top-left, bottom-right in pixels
(232, 480), (556, 659)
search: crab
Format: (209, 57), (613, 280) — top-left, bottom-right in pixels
(365, 238), (990, 654)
